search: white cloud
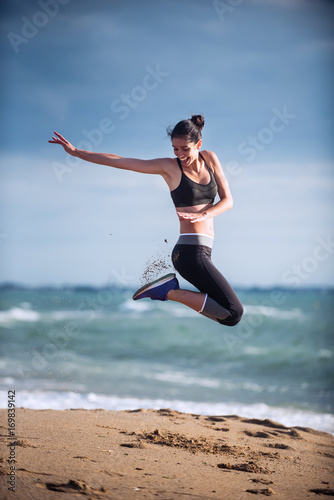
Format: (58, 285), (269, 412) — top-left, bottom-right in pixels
(1, 153), (333, 287)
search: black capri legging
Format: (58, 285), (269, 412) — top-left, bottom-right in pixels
(171, 234), (243, 327)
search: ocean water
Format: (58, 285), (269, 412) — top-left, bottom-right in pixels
(0, 285), (333, 433)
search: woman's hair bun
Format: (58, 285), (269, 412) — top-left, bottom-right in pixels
(167, 114), (205, 143)
(190, 114), (205, 131)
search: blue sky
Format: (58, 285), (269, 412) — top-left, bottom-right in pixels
(0, 0), (333, 288)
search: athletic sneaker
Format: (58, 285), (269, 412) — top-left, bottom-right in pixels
(132, 273), (179, 301)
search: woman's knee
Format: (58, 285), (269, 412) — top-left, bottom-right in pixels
(218, 303), (244, 327)
(232, 302), (244, 325)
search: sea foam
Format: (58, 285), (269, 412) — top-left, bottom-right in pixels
(1, 389), (333, 434)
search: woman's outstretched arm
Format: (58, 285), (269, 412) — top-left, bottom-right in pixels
(49, 131), (170, 175)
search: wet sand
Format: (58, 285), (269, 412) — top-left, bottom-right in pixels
(0, 408), (333, 499)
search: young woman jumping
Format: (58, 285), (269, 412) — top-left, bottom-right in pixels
(49, 115), (243, 327)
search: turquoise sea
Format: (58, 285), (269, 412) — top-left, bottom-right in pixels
(0, 285), (333, 433)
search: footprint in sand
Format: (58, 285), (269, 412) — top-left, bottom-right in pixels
(242, 419), (287, 430)
(250, 479), (274, 485)
(217, 461), (272, 474)
(17, 468), (52, 476)
(244, 431), (272, 439)
(120, 441), (150, 449)
(13, 439), (38, 448)
(243, 419), (303, 440)
(205, 416), (227, 422)
(276, 429), (302, 439)
(246, 487), (277, 496)
(73, 455), (97, 462)
(266, 443), (294, 451)
(45, 479), (107, 496)
(309, 488), (334, 496)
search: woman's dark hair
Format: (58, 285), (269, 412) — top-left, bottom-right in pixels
(167, 114), (205, 144)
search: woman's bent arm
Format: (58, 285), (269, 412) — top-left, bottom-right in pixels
(49, 131), (170, 175)
(177, 151), (233, 223)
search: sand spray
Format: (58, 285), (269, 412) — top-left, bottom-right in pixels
(139, 239), (174, 285)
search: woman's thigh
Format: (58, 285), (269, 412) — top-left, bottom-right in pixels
(172, 243), (242, 317)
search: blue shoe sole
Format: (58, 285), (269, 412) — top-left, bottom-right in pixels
(132, 273), (177, 301)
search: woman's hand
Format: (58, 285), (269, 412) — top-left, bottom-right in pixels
(48, 131), (77, 156)
(177, 211), (209, 223)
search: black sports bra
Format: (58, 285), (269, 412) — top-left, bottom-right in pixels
(170, 152), (218, 207)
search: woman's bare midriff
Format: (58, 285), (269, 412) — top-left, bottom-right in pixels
(176, 203), (215, 237)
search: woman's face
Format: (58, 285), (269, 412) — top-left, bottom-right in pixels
(172, 136), (202, 168)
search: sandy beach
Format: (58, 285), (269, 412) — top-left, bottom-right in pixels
(0, 408), (333, 499)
